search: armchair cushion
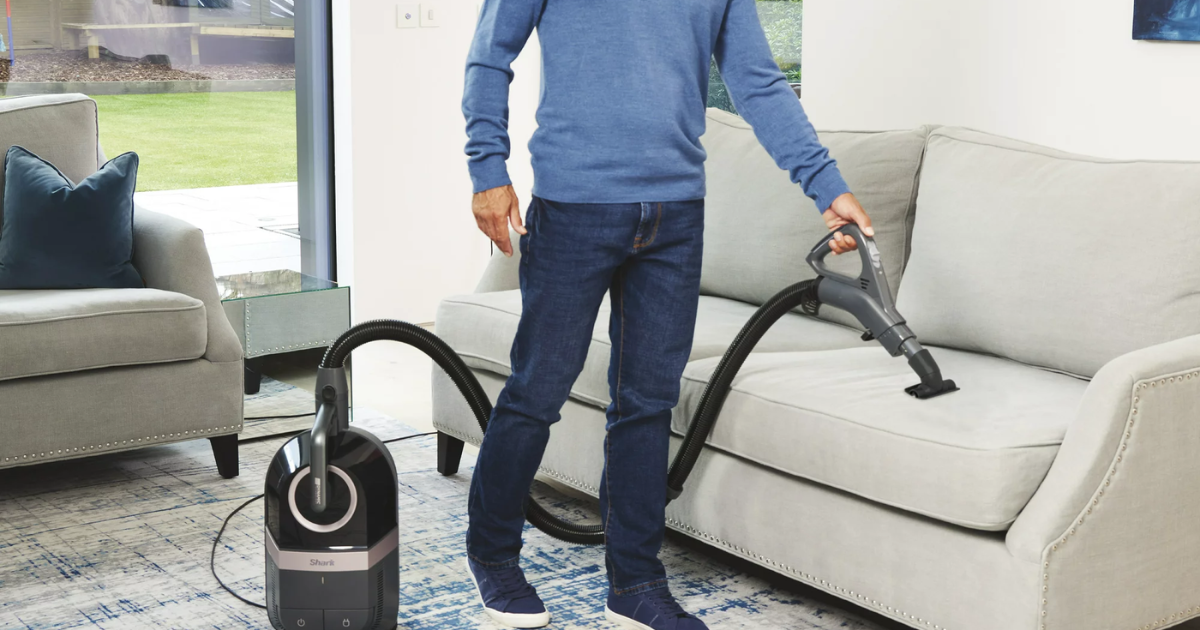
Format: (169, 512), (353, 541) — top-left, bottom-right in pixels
(0, 288), (206, 381)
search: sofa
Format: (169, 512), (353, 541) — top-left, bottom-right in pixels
(431, 107), (1200, 630)
(0, 94), (244, 477)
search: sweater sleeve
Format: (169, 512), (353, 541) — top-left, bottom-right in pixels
(462, 0), (543, 194)
(713, 0), (850, 213)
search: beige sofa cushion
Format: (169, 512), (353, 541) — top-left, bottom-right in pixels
(0, 288), (207, 381)
(675, 347), (1088, 530)
(699, 108), (932, 329)
(0, 94), (100, 226)
(898, 127), (1200, 377)
(436, 289), (868, 407)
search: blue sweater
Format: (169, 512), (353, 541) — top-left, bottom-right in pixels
(462, 0), (850, 211)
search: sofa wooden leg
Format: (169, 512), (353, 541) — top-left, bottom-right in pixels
(437, 431), (464, 476)
(210, 435), (239, 479)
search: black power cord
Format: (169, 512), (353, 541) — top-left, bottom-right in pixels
(210, 431), (438, 608)
(244, 412), (315, 421)
(381, 431), (437, 445)
(211, 493), (267, 609)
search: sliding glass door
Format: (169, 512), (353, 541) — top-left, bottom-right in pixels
(294, 0), (334, 281)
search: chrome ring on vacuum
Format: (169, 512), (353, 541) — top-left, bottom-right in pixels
(288, 465), (358, 533)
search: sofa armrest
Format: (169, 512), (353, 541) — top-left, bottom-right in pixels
(132, 208), (243, 364)
(1005, 333), (1200, 626)
(473, 231), (522, 293)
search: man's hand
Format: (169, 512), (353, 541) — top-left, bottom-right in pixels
(473, 184), (527, 257)
(821, 193), (875, 255)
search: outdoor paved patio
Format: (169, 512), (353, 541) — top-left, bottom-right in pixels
(134, 182), (301, 277)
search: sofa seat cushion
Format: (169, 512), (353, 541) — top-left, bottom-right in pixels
(674, 347), (1088, 530)
(0, 288), (207, 381)
(436, 289), (869, 407)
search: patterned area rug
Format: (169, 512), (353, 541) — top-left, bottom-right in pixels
(0, 381), (890, 630)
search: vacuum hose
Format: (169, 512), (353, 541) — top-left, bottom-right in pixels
(318, 319), (604, 544)
(666, 279), (821, 500)
(313, 225), (956, 546)
(314, 276), (822, 545)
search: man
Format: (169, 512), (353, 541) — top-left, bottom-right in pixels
(461, 0), (873, 628)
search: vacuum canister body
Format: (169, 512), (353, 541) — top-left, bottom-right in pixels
(264, 427), (399, 630)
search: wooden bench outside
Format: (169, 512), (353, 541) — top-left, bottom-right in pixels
(61, 23), (294, 66)
(199, 24), (294, 39)
(62, 22), (203, 65)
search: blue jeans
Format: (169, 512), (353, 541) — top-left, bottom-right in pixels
(466, 195), (704, 596)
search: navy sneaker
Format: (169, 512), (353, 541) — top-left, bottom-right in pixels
(465, 556), (551, 628)
(605, 588), (708, 630)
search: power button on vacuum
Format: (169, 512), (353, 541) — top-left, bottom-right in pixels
(325, 609), (369, 630)
(280, 608), (323, 629)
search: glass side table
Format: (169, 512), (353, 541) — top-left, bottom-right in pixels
(218, 269), (351, 394)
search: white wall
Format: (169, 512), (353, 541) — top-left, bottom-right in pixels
(333, 0), (541, 323)
(331, 0), (1199, 323)
(802, 0), (1200, 161)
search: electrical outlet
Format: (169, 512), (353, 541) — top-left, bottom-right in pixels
(420, 2), (441, 28)
(396, 3), (420, 29)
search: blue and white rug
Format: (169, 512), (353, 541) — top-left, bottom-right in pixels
(0, 382), (890, 630)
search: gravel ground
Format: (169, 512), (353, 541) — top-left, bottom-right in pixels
(0, 51), (294, 83)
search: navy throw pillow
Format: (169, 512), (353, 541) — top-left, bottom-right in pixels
(0, 146), (144, 289)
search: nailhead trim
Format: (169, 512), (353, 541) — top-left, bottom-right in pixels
(432, 424), (603, 496)
(1040, 370), (1200, 630)
(536, 466), (599, 494)
(431, 426), (603, 497)
(247, 340), (336, 358)
(433, 425), (479, 448)
(243, 300), (336, 358)
(1, 424), (243, 464)
(664, 517), (948, 629)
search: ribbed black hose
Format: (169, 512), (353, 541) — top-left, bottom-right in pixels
(322, 320), (493, 429)
(667, 279), (820, 497)
(320, 320), (604, 545)
(319, 279), (820, 546)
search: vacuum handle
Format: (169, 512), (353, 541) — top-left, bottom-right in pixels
(807, 224), (880, 289)
(807, 223), (901, 322)
(808, 225), (959, 399)
(309, 402), (335, 514)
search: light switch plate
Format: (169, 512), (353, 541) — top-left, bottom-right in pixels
(396, 3), (419, 28)
(420, 1), (441, 27)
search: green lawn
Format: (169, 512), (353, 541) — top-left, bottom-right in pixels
(92, 91), (297, 192)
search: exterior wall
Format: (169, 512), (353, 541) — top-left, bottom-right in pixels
(12, 0), (54, 50)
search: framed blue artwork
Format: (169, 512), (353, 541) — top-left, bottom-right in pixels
(1134, 0), (1200, 41)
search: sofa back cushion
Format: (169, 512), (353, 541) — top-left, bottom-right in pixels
(0, 94), (100, 228)
(699, 108), (931, 328)
(897, 127), (1200, 377)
